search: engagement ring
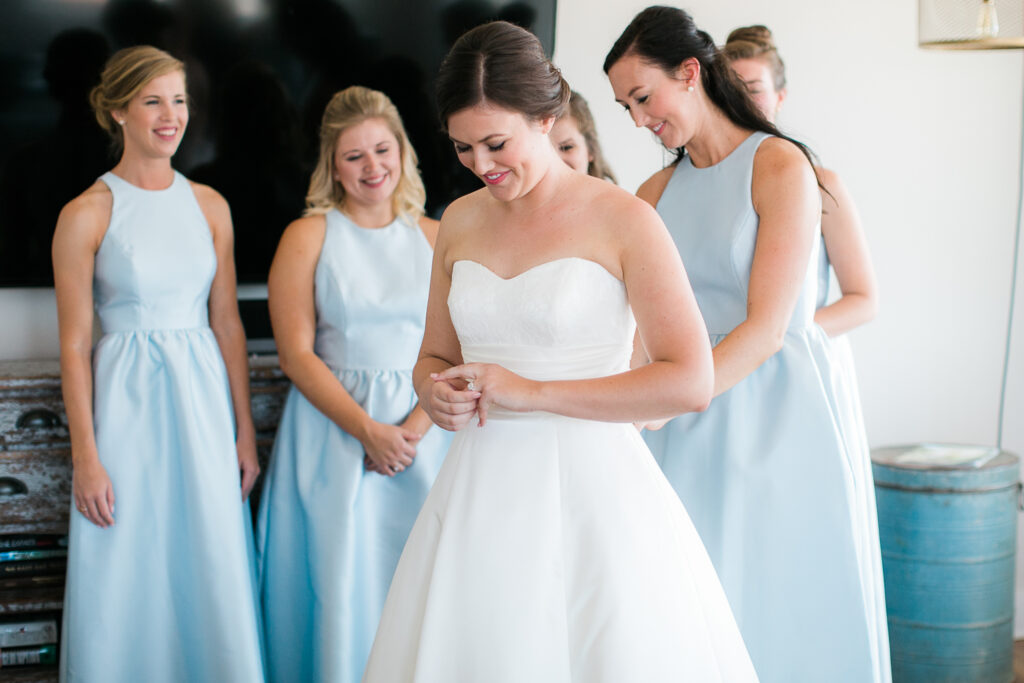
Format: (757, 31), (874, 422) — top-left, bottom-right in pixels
(467, 380), (476, 391)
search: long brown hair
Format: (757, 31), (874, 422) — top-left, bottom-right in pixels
(604, 6), (817, 172)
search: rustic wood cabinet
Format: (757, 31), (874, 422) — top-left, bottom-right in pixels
(0, 358), (290, 681)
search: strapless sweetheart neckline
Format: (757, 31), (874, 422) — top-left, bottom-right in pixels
(453, 256), (621, 284)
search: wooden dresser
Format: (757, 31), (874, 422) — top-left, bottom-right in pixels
(0, 358), (289, 682)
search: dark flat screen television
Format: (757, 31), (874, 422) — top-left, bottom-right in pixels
(0, 0), (557, 286)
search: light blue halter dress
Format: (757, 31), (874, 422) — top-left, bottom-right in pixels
(60, 171), (265, 682)
(643, 132), (878, 682)
(256, 209), (450, 683)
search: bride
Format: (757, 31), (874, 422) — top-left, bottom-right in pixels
(362, 21), (759, 682)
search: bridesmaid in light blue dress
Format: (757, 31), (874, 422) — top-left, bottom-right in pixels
(607, 8), (877, 683)
(256, 86), (450, 683)
(53, 47), (264, 682)
(724, 26), (889, 682)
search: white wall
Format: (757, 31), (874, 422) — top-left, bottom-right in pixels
(553, 0), (1024, 638)
(2, 0), (1023, 634)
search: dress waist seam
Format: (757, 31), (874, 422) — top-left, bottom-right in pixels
(100, 324), (212, 336)
(324, 364), (415, 374)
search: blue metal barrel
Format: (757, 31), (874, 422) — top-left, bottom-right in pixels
(871, 445), (1020, 682)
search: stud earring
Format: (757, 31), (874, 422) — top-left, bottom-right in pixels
(687, 85), (694, 92)
(117, 120), (125, 126)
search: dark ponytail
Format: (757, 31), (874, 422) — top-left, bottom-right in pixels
(604, 6), (817, 171)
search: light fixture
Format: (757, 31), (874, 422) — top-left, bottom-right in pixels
(919, 0), (1024, 49)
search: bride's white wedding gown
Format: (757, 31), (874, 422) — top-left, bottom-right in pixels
(362, 257), (758, 682)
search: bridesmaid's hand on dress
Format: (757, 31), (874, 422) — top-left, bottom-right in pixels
(236, 430), (260, 500)
(361, 421), (419, 476)
(72, 456), (115, 528)
(424, 375), (481, 431)
(433, 364), (536, 427)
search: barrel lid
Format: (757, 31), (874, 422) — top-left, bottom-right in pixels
(871, 444), (1019, 491)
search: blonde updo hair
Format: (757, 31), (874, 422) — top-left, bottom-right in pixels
(722, 25), (786, 92)
(89, 45), (186, 154)
(561, 91), (617, 184)
(304, 86), (426, 224)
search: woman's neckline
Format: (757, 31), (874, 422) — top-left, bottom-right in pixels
(105, 169), (178, 192)
(685, 130), (764, 170)
(453, 256), (621, 284)
(338, 206), (400, 230)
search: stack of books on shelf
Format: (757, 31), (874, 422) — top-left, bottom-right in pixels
(0, 534), (67, 669)
(0, 534), (67, 592)
(0, 619), (57, 667)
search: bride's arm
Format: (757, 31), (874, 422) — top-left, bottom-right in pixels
(436, 194), (714, 425)
(413, 206), (480, 431)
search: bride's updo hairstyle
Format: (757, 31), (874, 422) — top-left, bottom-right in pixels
(603, 6), (815, 170)
(436, 20), (570, 131)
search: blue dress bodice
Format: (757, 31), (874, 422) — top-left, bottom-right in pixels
(655, 132), (820, 339)
(94, 171), (215, 333)
(313, 209), (432, 371)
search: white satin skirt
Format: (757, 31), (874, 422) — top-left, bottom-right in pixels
(363, 411), (758, 682)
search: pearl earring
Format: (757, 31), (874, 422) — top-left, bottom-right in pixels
(117, 120), (125, 126)
(687, 85), (694, 92)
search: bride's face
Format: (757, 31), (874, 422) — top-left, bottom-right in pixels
(447, 102), (555, 201)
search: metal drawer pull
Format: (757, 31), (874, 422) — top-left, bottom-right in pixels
(15, 408), (61, 429)
(0, 476), (28, 496)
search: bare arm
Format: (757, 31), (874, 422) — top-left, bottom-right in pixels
(814, 168), (878, 336)
(434, 190), (714, 425)
(52, 185), (115, 527)
(708, 139), (821, 396)
(635, 166), (674, 208)
(418, 215), (440, 248)
(389, 215), (444, 437)
(534, 199), (712, 420)
(412, 211), (478, 431)
(268, 216), (419, 475)
(194, 183), (259, 499)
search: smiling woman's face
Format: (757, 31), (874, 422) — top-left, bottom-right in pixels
(447, 102), (554, 201)
(115, 70), (189, 159)
(332, 117), (401, 208)
(607, 54), (695, 150)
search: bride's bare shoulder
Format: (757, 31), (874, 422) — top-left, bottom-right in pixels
(580, 176), (665, 241)
(438, 188), (492, 236)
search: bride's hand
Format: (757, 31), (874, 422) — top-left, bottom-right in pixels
(425, 374), (481, 431)
(433, 363), (536, 427)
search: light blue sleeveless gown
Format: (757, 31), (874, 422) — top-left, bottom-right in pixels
(60, 171), (265, 682)
(644, 132), (880, 682)
(814, 241), (891, 682)
(256, 209), (450, 683)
